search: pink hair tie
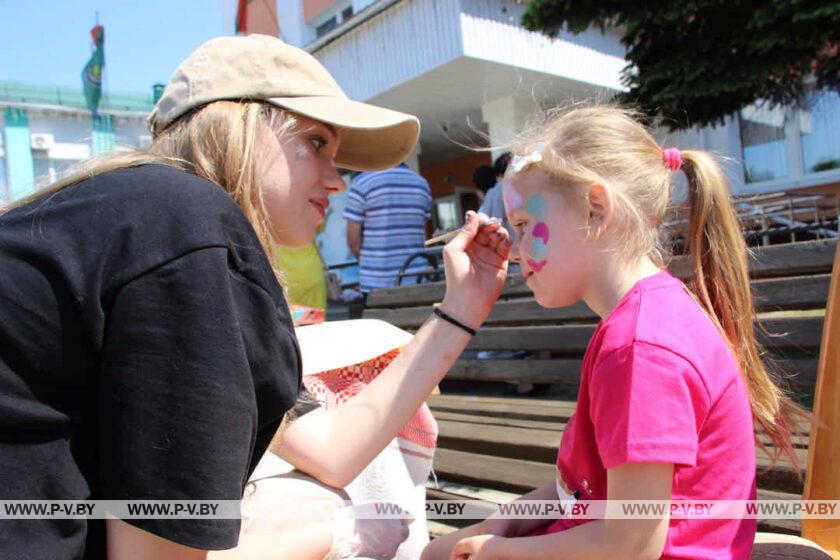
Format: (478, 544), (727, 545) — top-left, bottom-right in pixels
(663, 147), (682, 171)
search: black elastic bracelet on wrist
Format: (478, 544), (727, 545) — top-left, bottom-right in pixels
(433, 307), (477, 336)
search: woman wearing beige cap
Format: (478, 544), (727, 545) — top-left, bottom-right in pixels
(0, 35), (510, 560)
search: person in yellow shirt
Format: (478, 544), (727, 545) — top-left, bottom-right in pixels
(274, 242), (328, 324)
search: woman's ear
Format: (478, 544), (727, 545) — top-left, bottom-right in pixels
(586, 182), (613, 239)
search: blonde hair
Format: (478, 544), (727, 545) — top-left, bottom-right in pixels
(2, 101), (296, 281)
(512, 105), (808, 471)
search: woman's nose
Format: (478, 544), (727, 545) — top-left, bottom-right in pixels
(324, 164), (346, 195)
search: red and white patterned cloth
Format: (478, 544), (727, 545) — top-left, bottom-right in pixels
(303, 349), (438, 450)
(302, 347), (438, 560)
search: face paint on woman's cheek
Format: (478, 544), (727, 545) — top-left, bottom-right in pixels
(526, 220), (550, 273)
(294, 143), (309, 161)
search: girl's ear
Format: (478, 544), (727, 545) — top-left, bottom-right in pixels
(586, 182), (613, 239)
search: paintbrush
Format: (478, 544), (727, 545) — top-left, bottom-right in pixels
(424, 217), (501, 247)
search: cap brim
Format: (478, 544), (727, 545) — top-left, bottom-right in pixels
(267, 96), (419, 171)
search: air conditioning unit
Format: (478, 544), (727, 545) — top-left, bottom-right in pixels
(138, 135), (153, 149)
(31, 133), (55, 150)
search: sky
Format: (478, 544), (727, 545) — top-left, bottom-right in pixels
(0, 0), (242, 95)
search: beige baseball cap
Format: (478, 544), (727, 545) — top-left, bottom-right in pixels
(148, 34), (420, 171)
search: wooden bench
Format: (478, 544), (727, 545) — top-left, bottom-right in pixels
(362, 239), (837, 544)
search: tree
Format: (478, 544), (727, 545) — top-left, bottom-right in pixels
(521, 1), (840, 130)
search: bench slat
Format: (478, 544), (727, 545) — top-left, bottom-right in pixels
(447, 359), (583, 385)
(434, 448), (554, 494)
(466, 317), (824, 352)
(432, 409), (810, 448)
(365, 275), (832, 329)
(366, 240), (837, 308)
(443, 357), (819, 387)
(752, 274), (831, 311)
(435, 416), (808, 470)
(436, 418), (563, 463)
(433, 445), (805, 498)
(428, 394), (577, 421)
(429, 396), (812, 442)
(433, 410), (566, 432)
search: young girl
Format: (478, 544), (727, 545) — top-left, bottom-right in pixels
(422, 106), (806, 560)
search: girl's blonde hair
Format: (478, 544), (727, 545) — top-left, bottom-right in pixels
(512, 104), (808, 470)
(2, 101), (296, 280)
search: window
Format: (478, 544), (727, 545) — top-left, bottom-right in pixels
(801, 89), (840, 173)
(739, 90), (840, 185)
(433, 195), (459, 233)
(316, 16), (337, 37)
(32, 150), (53, 187)
(432, 187), (480, 233)
(32, 152), (78, 189)
(740, 103), (788, 183)
(312, 2), (353, 40)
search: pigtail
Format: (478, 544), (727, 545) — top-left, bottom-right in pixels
(680, 149), (810, 473)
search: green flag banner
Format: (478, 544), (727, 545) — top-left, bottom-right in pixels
(82, 25), (105, 113)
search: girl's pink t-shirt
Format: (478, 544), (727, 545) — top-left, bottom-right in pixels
(535, 271), (757, 559)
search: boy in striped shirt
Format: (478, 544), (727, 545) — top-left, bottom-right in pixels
(344, 164), (432, 294)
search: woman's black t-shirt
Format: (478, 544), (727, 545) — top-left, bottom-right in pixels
(0, 165), (302, 558)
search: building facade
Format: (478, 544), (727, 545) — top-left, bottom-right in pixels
(268, 0), (840, 272)
(4, 1), (836, 284)
(0, 82), (154, 203)
(278, 0), (839, 197)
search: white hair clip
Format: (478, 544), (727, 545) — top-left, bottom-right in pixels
(510, 142), (545, 174)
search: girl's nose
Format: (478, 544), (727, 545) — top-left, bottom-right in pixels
(509, 232), (523, 264)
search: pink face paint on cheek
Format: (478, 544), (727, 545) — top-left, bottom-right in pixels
(526, 258), (547, 273)
(526, 222), (550, 273)
(532, 222), (550, 243)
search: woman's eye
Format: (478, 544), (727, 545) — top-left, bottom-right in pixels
(310, 136), (326, 151)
